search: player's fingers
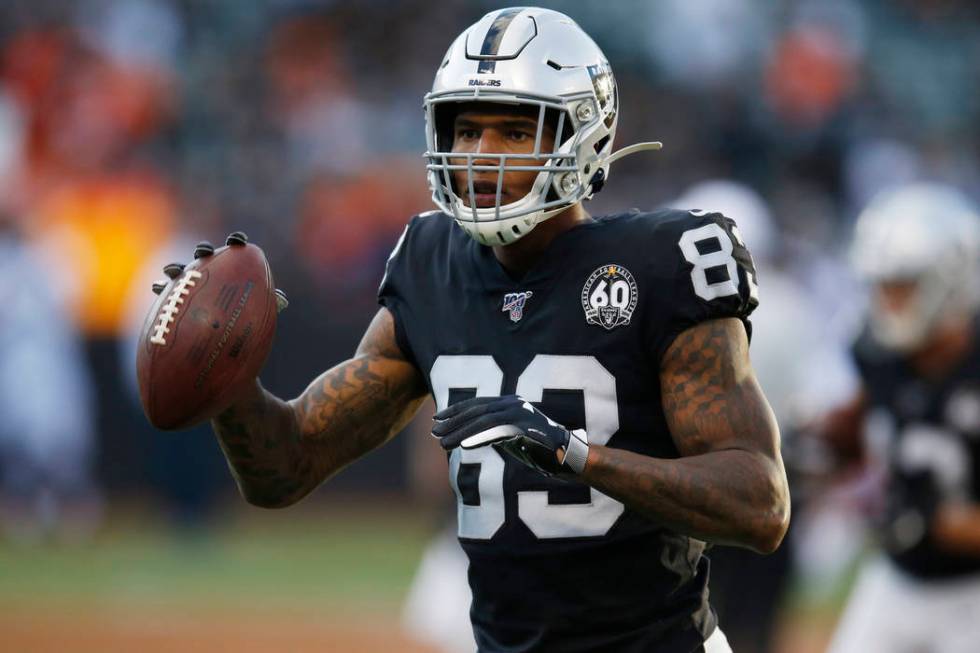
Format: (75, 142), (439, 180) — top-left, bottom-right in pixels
(163, 262), (185, 279)
(226, 231), (248, 246)
(275, 288), (289, 313)
(431, 399), (515, 438)
(460, 426), (523, 449)
(433, 395), (504, 422)
(193, 241), (215, 259)
(434, 411), (518, 449)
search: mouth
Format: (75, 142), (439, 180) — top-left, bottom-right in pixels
(463, 180), (504, 208)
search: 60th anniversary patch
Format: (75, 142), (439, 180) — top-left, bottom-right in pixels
(582, 264), (638, 330)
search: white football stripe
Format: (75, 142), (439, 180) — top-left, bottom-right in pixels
(461, 424), (523, 449)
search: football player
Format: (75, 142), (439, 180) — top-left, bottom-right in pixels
(202, 8), (789, 652)
(824, 183), (980, 653)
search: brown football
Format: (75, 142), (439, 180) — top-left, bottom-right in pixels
(137, 240), (277, 430)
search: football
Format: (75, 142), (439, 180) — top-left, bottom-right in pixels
(137, 234), (278, 430)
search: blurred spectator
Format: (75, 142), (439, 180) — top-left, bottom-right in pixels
(0, 226), (101, 544)
(645, 0), (770, 91)
(30, 173), (176, 336)
(764, 23), (858, 130)
(264, 14), (368, 176)
(0, 89), (100, 542)
(295, 158), (430, 298)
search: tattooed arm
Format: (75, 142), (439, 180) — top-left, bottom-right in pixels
(212, 308), (428, 508)
(579, 318), (790, 553)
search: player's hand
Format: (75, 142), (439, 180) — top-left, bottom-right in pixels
(431, 395), (590, 477)
(150, 232), (289, 312)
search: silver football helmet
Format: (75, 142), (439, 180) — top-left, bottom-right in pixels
(851, 183), (980, 351)
(424, 7), (661, 245)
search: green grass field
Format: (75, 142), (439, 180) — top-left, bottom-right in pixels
(0, 499), (849, 652)
(2, 500), (433, 610)
(0, 500), (444, 652)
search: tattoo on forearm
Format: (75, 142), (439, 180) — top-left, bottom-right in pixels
(583, 319), (788, 551)
(213, 395), (311, 506)
(296, 352), (423, 461)
(212, 309), (426, 507)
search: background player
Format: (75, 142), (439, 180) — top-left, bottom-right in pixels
(196, 8), (790, 652)
(670, 180), (850, 653)
(822, 183), (980, 653)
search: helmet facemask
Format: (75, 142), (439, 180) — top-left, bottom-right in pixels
(424, 91), (610, 246)
(423, 7), (662, 246)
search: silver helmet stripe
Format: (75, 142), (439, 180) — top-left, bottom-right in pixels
(476, 8), (524, 73)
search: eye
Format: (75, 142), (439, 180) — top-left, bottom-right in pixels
(508, 129), (532, 142)
(456, 128), (479, 140)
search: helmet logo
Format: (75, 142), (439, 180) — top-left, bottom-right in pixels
(474, 7), (526, 74)
(587, 62), (617, 128)
(502, 291), (533, 323)
(582, 264), (637, 330)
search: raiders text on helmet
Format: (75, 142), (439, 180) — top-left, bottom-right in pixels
(424, 7), (662, 245)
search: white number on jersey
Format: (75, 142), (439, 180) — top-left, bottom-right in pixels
(430, 354), (625, 540)
(678, 220), (759, 303)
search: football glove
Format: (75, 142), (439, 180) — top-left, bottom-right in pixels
(151, 233), (288, 313)
(432, 395), (590, 477)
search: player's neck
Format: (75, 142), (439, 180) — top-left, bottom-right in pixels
(910, 317), (975, 378)
(492, 204), (591, 277)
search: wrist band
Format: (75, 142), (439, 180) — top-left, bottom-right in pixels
(563, 428), (590, 474)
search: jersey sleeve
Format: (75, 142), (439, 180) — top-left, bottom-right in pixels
(648, 210), (761, 363)
(377, 216), (420, 367)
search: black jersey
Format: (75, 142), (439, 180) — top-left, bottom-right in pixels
(854, 324), (980, 579)
(379, 208), (758, 653)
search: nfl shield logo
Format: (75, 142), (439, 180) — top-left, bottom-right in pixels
(502, 291), (533, 323)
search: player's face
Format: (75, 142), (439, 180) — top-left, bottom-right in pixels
(872, 278), (926, 348)
(450, 109), (556, 209)
(875, 279), (918, 315)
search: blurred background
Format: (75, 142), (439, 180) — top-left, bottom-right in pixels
(0, 0), (978, 651)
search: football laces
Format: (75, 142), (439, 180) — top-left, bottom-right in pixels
(150, 270), (203, 346)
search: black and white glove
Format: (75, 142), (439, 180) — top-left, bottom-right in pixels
(431, 395), (590, 477)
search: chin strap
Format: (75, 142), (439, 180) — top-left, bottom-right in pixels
(602, 141), (663, 167)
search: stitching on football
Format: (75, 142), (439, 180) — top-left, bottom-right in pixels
(150, 270), (203, 346)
